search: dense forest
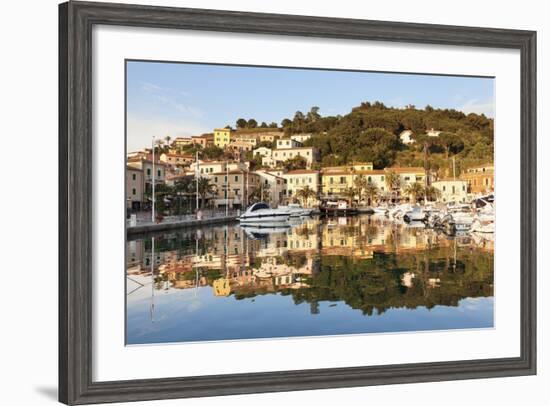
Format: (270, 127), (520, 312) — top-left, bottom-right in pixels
(235, 102), (494, 177)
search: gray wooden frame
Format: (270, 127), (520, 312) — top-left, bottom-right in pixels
(59, 1), (537, 404)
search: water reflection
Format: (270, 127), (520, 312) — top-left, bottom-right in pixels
(126, 215), (494, 344)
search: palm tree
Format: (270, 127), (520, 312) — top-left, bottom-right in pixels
(364, 183), (379, 206)
(342, 187), (357, 205)
(424, 185), (442, 202)
(353, 174), (368, 202)
(164, 135), (172, 148)
(197, 177), (214, 209)
(385, 171), (401, 202)
(295, 185), (317, 207)
(403, 182), (424, 204)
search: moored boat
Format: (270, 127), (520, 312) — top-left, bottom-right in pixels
(239, 202), (290, 224)
(320, 201), (358, 216)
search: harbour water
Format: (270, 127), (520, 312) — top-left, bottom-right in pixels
(126, 215), (494, 345)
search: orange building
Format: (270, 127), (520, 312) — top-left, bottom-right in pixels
(460, 163), (494, 195)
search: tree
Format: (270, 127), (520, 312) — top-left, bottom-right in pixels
(353, 174), (368, 202)
(260, 122), (268, 128)
(385, 171), (401, 202)
(342, 187), (357, 205)
(306, 106), (321, 123)
(249, 181), (271, 203)
(364, 183), (380, 205)
(424, 185), (441, 202)
(269, 122), (278, 128)
(295, 185), (317, 207)
(247, 119), (258, 128)
(164, 135), (171, 147)
(197, 177), (214, 209)
(438, 132), (465, 158)
(282, 155), (308, 171)
(403, 182), (424, 204)
(236, 118), (247, 129)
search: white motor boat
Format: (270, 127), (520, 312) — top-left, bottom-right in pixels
(239, 202), (290, 225)
(278, 203), (314, 217)
(403, 206), (427, 223)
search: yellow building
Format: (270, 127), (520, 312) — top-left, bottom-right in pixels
(321, 167), (385, 198)
(213, 128), (233, 148)
(282, 170), (320, 205)
(432, 179), (469, 203)
(209, 169), (261, 209)
(460, 163), (494, 195)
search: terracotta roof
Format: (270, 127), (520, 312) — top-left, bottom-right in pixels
(273, 147), (316, 151)
(386, 167), (425, 173)
(284, 170), (319, 175)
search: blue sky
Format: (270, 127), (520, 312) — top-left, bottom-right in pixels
(126, 60), (494, 151)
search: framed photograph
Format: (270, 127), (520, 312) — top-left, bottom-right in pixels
(59, 1), (536, 404)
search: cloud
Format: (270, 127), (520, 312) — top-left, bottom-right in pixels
(457, 98), (494, 117)
(127, 114), (209, 152)
(139, 81), (202, 119)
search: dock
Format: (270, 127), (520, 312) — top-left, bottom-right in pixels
(127, 214), (239, 235)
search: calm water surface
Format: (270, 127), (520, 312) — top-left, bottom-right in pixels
(126, 215), (494, 345)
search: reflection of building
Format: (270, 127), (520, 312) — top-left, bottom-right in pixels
(460, 163), (494, 195)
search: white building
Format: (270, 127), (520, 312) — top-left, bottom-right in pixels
(290, 133), (312, 143)
(399, 130), (415, 145)
(252, 146), (272, 158)
(276, 138), (303, 149)
(272, 147), (319, 168)
(432, 179), (469, 203)
(254, 170), (286, 205)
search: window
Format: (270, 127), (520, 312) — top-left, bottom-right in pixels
(452, 186), (456, 194)
(381, 176), (385, 181)
(368, 176), (372, 182)
(442, 186), (446, 191)
(235, 175), (239, 181)
(132, 188), (136, 195)
(157, 170), (161, 177)
(132, 173), (136, 181)
(404, 176), (410, 181)
(146, 168), (151, 176)
(340, 177), (345, 184)
(330, 177), (334, 184)
(309, 178), (312, 183)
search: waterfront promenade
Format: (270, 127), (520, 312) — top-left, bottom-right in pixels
(127, 210), (239, 235)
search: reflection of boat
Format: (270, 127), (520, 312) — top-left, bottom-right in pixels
(242, 225), (290, 239)
(372, 206), (388, 215)
(320, 201), (358, 216)
(239, 202), (290, 224)
(471, 218), (495, 234)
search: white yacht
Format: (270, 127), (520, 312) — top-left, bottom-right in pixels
(277, 203), (314, 217)
(403, 206), (427, 223)
(239, 202), (291, 225)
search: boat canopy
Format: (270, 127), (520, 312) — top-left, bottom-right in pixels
(249, 202), (269, 212)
